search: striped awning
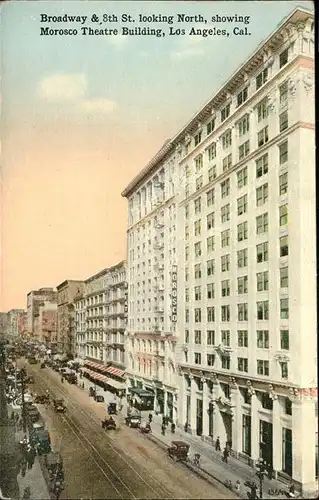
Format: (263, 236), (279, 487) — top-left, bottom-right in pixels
(84, 360), (104, 370)
(105, 366), (125, 378)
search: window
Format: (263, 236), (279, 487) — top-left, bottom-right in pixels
(194, 132), (202, 147)
(221, 280), (230, 297)
(196, 176), (203, 191)
(185, 267), (189, 282)
(256, 183), (268, 206)
(207, 236), (215, 253)
(256, 153), (268, 178)
(194, 197), (201, 214)
(221, 305), (230, 322)
(184, 330), (189, 343)
(237, 221), (248, 242)
(280, 362), (288, 379)
(185, 288), (189, 303)
(222, 153), (232, 172)
(257, 330), (269, 348)
(280, 330), (289, 350)
(238, 330), (248, 347)
(207, 259), (215, 276)
(207, 330), (215, 345)
(221, 103), (230, 122)
(279, 111), (288, 132)
(238, 276), (248, 294)
(207, 188), (215, 206)
(207, 119), (215, 135)
(285, 398), (292, 415)
(237, 248), (248, 268)
(237, 87), (248, 107)
(185, 164), (191, 178)
(208, 165), (217, 181)
(221, 179), (230, 198)
(279, 172), (288, 195)
(280, 236), (289, 257)
(185, 183), (190, 197)
(257, 271), (269, 291)
(279, 81), (288, 104)
(194, 308), (202, 323)
(261, 392), (273, 409)
(185, 225), (189, 241)
(279, 140), (288, 164)
(238, 357), (248, 372)
(194, 352), (201, 365)
(194, 264), (201, 279)
(242, 414), (252, 455)
(207, 307), (215, 322)
(221, 204), (230, 223)
(257, 98), (268, 122)
(194, 330), (201, 344)
(279, 48), (288, 68)
(238, 114), (250, 136)
(256, 68), (268, 89)
(237, 194), (248, 215)
(194, 219), (201, 236)
(221, 230), (230, 248)
(257, 242), (268, 263)
(207, 283), (215, 299)
(221, 254), (230, 272)
(221, 356), (230, 369)
(207, 142), (216, 161)
(237, 166), (248, 188)
(185, 204), (190, 219)
(185, 245), (189, 261)
(257, 360), (269, 376)
(257, 301), (269, 320)
(257, 126), (269, 147)
(207, 354), (215, 366)
(207, 212), (215, 230)
(222, 130), (232, 149)
(238, 140), (250, 160)
(256, 213), (268, 234)
(280, 298), (289, 319)
(237, 303), (248, 321)
(185, 309), (189, 322)
(194, 286), (201, 301)
(221, 330), (230, 346)
(279, 204), (288, 226)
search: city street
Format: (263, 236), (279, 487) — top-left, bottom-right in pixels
(21, 360), (236, 499)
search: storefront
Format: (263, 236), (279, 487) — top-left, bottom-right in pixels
(282, 427), (292, 476)
(167, 392), (174, 420)
(260, 420), (273, 467)
(208, 402), (214, 437)
(128, 387), (154, 411)
(196, 398), (203, 436)
(242, 414), (251, 456)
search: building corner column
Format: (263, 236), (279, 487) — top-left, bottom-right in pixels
(230, 381), (242, 457)
(202, 378), (209, 440)
(189, 375), (197, 435)
(250, 388), (260, 465)
(272, 393), (282, 476)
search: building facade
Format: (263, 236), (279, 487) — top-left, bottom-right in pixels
(6, 310), (25, 339)
(56, 280), (85, 356)
(74, 293), (87, 361)
(26, 288), (57, 335)
(38, 302), (58, 346)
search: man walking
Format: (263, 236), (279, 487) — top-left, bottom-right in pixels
(215, 436), (221, 451)
(222, 446), (229, 464)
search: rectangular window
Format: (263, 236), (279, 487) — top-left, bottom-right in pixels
(238, 140), (250, 160)
(185, 309), (189, 322)
(279, 48), (289, 68)
(221, 178), (230, 198)
(257, 301), (269, 320)
(194, 285), (201, 301)
(238, 114), (250, 136)
(194, 264), (201, 279)
(221, 305), (230, 322)
(279, 81), (288, 104)
(207, 236), (215, 253)
(257, 126), (269, 147)
(257, 271), (269, 291)
(257, 241), (268, 263)
(221, 280), (230, 297)
(222, 129), (232, 149)
(196, 175), (203, 191)
(194, 219), (201, 236)
(207, 283), (215, 299)
(185, 267), (189, 282)
(257, 359), (269, 376)
(207, 330), (215, 345)
(207, 142), (216, 161)
(280, 298), (289, 319)
(207, 188), (215, 206)
(194, 352), (201, 365)
(285, 399), (292, 415)
(238, 357), (248, 373)
(221, 103), (230, 122)
(237, 221), (248, 242)
(279, 111), (288, 132)
(237, 166), (248, 188)
(185, 183), (190, 197)
(238, 330), (248, 347)
(279, 172), (288, 195)
(257, 330), (269, 348)
(221, 330), (230, 346)
(221, 254), (230, 272)
(256, 213), (268, 234)
(221, 356), (230, 369)
(237, 194), (248, 215)
(280, 236), (289, 257)
(280, 362), (288, 379)
(185, 204), (190, 219)
(279, 204), (288, 226)
(207, 212), (215, 230)
(185, 288), (189, 303)
(256, 154), (268, 178)
(207, 354), (215, 366)
(237, 276), (248, 294)
(280, 267), (288, 288)
(207, 119), (215, 135)
(237, 87), (248, 107)
(279, 140), (288, 164)
(185, 225), (189, 241)
(194, 197), (201, 214)
(194, 330), (201, 344)
(221, 229), (230, 248)
(184, 330), (189, 343)
(237, 248), (248, 268)
(280, 330), (289, 350)
(194, 308), (202, 323)
(207, 259), (215, 276)
(222, 153), (232, 172)
(256, 183), (268, 206)
(221, 204), (230, 223)
(185, 246), (189, 261)
(256, 68), (268, 90)
(207, 306), (215, 322)
(237, 303), (248, 321)
(194, 132), (202, 147)
(257, 98), (268, 122)
(208, 165), (217, 181)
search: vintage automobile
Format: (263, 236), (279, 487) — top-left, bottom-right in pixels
(65, 372), (77, 384)
(34, 394), (50, 404)
(45, 451), (64, 477)
(101, 417), (116, 431)
(167, 441), (190, 462)
(139, 422), (152, 434)
(26, 406), (41, 423)
(125, 414), (141, 428)
(40, 362), (46, 369)
(29, 422), (47, 447)
(34, 430), (52, 455)
(94, 394), (105, 403)
(107, 402), (117, 415)
(53, 399), (66, 413)
(89, 387), (96, 397)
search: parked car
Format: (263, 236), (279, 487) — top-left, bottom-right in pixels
(107, 403), (117, 415)
(94, 395), (105, 403)
(167, 441), (190, 462)
(53, 399), (66, 413)
(125, 414), (141, 428)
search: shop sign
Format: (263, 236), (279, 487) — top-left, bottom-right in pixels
(171, 265), (177, 322)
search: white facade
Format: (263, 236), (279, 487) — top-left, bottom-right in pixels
(122, 8), (316, 494)
(74, 295), (87, 360)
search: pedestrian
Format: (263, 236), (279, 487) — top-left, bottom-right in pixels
(222, 446), (229, 464)
(161, 423), (166, 436)
(148, 413), (153, 423)
(184, 422), (188, 433)
(27, 446), (36, 469)
(215, 436), (221, 451)
(20, 459), (27, 477)
(235, 479), (241, 492)
(288, 482), (296, 498)
(267, 462), (273, 480)
(250, 481), (258, 499)
(171, 422), (176, 434)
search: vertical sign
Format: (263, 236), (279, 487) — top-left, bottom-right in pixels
(124, 282), (128, 325)
(171, 265), (177, 322)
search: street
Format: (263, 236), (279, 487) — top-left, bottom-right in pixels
(22, 360), (236, 499)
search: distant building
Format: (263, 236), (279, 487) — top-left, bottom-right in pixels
(56, 280), (85, 357)
(37, 302), (58, 346)
(6, 309), (25, 338)
(26, 288), (57, 335)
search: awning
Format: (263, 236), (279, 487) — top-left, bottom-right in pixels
(103, 377), (125, 390)
(128, 388), (154, 397)
(84, 360), (105, 370)
(105, 366), (125, 378)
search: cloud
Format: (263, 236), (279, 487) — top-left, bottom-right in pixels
(77, 98), (117, 114)
(37, 73), (87, 102)
(170, 47), (205, 60)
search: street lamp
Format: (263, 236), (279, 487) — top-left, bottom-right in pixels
(256, 458), (267, 499)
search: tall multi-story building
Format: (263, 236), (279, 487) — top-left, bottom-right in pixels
(122, 143), (181, 418)
(6, 309), (25, 338)
(38, 302), (58, 346)
(56, 280), (85, 356)
(74, 292), (87, 361)
(26, 288), (57, 335)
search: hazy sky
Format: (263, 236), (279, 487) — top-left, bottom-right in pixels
(0, 0), (313, 311)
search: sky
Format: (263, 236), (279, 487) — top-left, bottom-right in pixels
(0, 0), (314, 311)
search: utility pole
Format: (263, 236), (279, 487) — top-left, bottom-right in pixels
(256, 458), (267, 499)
